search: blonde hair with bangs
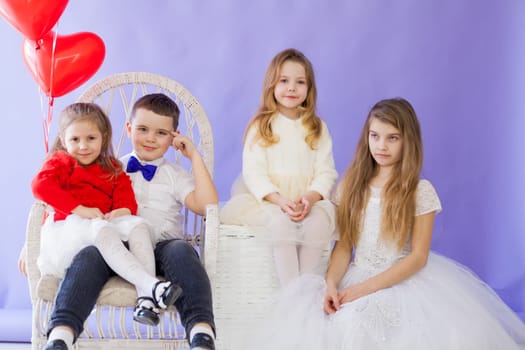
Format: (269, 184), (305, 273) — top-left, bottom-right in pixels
(51, 102), (121, 177)
(338, 98), (423, 250)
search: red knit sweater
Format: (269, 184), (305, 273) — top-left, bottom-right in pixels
(31, 150), (137, 221)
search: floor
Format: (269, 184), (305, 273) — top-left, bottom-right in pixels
(0, 344), (30, 349)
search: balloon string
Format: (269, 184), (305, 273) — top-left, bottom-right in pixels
(41, 96), (54, 154)
(41, 21), (60, 152)
(42, 117), (48, 153)
(49, 23), (59, 97)
(36, 47), (48, 154)
(45, 97), (54, 153)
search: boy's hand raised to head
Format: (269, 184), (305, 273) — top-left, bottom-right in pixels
(171, 131), (198, 159)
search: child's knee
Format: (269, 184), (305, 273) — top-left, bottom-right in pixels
(128, 223), (153, 243)
(267, 210), (295, 229)
(69, 245), (107, 272)
(164, 239), (197, 258)
(76, 246), (102, 261)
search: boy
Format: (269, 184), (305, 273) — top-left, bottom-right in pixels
(42, 93), (217, 350)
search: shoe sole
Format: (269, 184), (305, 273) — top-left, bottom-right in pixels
(159, 285), (183, 309)
(133, 307), (160, 326)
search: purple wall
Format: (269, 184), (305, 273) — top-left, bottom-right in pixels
(0, 0), (523, 341)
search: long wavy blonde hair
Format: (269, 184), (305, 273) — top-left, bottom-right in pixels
(338, 98), (423, 250)
(244, 48), (322, 149)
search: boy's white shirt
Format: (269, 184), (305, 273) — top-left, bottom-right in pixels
(120, 152), (195, 242)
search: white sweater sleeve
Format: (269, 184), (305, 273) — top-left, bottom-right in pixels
(307, 121), (338, 199)
(242, 126), (280, 201)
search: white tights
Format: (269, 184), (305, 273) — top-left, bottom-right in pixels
(94, 223), (158, 298)
(269, 207), (331, 287)
(273, 244), (324, 287)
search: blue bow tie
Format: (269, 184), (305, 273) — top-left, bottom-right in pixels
(126, 156), (157, 181)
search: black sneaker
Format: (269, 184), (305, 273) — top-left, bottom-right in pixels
(44, 339), (68, 350)
(190, 333), (216, 350)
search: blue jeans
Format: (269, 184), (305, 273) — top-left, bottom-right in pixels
(48, 240), (215, 342)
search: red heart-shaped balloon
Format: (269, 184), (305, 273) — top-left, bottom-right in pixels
(22, 31), (105, 98)
(0, 0), (68, 40)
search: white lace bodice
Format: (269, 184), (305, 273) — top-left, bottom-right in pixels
(352, 180), (442, 273)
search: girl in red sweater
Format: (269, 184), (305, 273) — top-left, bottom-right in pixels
(32, 103), (180, 327)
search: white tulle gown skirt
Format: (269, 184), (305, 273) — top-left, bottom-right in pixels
(242, 252), (525, 350)
(38, 213), (145, 278)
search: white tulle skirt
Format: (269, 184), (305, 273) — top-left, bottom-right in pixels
(241, 252), (525, 350)
(38, 214), (146, 278)
(220, 176), (337, 247)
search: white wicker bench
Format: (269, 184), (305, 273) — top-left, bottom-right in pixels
(25, 72), (215, 350)
(205, 216), (331, 350)
(206, 222), (279, 349)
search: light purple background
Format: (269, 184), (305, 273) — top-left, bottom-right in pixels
(0, 0), (524, 342)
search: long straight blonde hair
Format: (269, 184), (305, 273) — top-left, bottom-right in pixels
(338, 98), (423, 250)
(244, 48), (322, 149)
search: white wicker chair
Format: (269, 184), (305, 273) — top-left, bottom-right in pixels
(24, 72), (218, 350)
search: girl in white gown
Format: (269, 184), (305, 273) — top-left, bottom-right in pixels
(243, 98), (525, 349)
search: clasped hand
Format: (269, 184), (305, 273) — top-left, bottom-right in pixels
(72, 205), (131, 221)
(323, 283), (370, 314)
(279, 196), (310, 222)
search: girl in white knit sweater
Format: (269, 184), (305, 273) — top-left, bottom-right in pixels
(221, 48), (338, 286)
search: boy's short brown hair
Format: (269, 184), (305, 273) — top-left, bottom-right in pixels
(131, 93), (180, 130)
